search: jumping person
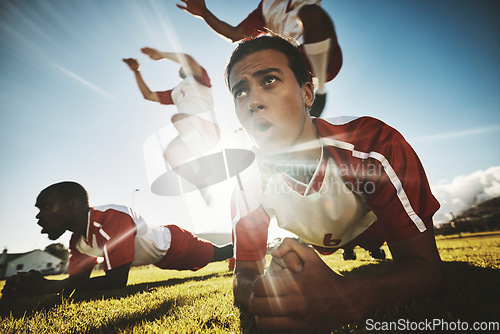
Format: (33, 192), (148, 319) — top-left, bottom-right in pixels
(1, 181), (233, 297)
(123, 48), (220, 203)
(177, 0), (342, 117)
(226, 36), (443, 332)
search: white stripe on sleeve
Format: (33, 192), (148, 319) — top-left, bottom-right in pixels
(322, 138), (427, 232)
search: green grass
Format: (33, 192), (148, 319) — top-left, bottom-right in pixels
(1, 232), (499, 333)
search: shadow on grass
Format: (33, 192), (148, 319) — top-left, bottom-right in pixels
(0, 271), (233, 319)
(334, 260), (500, 333)
(236, 303), (258, 334)
(231, 261), (500, 334)
(1, 261), (498, 333)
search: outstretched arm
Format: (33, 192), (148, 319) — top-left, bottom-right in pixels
(2, 263), (132, 297)
(250, 227), (444, 332)
(122, 58), (160, 102)
(140, 48), (205, 79)
(177, 0), (246, 42)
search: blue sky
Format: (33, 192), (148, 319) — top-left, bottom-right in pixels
(0, 0), (499, 253)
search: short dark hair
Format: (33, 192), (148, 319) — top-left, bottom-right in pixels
(225, 35), (311, 89)
(41, 181), (89, 207)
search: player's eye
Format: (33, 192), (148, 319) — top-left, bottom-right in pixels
(234, 88), (248, 99)
(264, 76), (278, 85)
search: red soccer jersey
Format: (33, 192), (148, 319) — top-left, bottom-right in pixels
(232, 117), (440, 261)
(68, 205), (216, 275)
(69, 205), (136, 275)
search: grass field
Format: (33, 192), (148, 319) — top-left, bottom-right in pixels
(1, 232), (499, 333)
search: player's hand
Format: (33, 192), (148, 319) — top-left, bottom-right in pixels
(140, 47), (164, 61)
(1, 273), (20, 298)
(176, 0), (207, 18)
(265, 247), (304, 276)
(250, 238), (362, 332)
(1, 270), (46, 298)
(122, 58), (139, 72)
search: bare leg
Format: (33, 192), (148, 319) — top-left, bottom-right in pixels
(164, 137), (203, 183)
(171, 113), (220, 155)
(165, 139), (212, 204)
(165, 114), (221, 203)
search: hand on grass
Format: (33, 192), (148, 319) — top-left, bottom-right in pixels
(1, 270), (47, 298)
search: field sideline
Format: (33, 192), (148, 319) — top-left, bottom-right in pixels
(1, 232), (499, 333)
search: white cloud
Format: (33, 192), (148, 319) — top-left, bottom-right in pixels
(411, 125), (500, 143)
(431, 166), (500, 224)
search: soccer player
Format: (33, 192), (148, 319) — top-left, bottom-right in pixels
(123, 48), (220, 202)
(226, 36), (444, 331)
(1, 182), (233, 297)
(177, 0), (342, 117)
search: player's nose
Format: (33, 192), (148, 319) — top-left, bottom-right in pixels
(249, 91), (265, 114)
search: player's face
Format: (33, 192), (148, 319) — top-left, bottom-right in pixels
(35, 191), (73, 240)
(229, 49), (314, 154)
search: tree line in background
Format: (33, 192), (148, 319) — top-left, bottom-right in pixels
(434, 196), (500, 236)
(43, 243), (69, 262)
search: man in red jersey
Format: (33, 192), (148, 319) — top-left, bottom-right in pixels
(2, 181), (232, 297)
(178, 0), (342, 117)
(226, 35), (443, 332)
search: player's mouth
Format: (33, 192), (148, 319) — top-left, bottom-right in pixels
(253, 118), (273, 140)
(38, 221), (47, 234)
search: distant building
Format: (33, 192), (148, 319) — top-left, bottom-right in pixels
(0, 249), (67, 279)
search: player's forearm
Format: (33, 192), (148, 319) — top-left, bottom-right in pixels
(233, 270), (260, 306)
(42, 269), (128, 294)
(157, 52), (204, 79)
(352, 259), (444, 318)
(74, 275), (127, 291)
(133, 71), (156, 101)
(75, 263), (131, 292)
(199, 8), (246, 42)
(34, 278), (69, 295)
(158, 52), (185, 63)
(37, 275), (87, 295)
